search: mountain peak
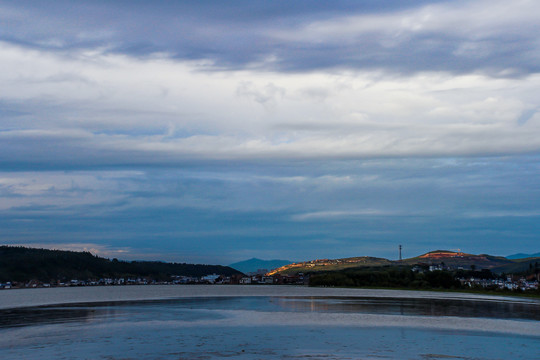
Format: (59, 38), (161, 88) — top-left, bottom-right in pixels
(506, 252), (540, 260)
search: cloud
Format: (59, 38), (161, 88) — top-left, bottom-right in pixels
(1, 40), (540, 171)
(9, 242), (132, 258)
(464, 210), (540, 218)
(1, 1), (539, 75)
(292, 210), (402, 221)
(2, 1), (540, 262)
(1, 155), (540, 262)
(267, 0), (540, 73)
(236, 81), (286, 107)
(0, 171), (141, 212)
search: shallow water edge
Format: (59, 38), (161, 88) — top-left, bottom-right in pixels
(1, 285), (538, 310)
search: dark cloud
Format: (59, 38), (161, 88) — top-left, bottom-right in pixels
(1, 0), (537, 76)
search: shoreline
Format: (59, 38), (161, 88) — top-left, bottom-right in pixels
(1, 284), (539, 310)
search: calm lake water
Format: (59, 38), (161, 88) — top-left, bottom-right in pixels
(0, 286), (539, 359)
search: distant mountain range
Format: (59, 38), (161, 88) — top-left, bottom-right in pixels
(3, 246), (538, 283)
(268, 250), (540, 275)
(506, 252), (540, 259)
(229, 258), (292, 274)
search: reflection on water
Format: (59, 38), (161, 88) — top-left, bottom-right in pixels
(0, 305), (127, 328)
(274, 296), (540, 321)
(0, 296), (538, 360)
(0, 307), (98, 328)
(1, 295), (539, 329)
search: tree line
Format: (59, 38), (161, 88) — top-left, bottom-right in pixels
(309, 266), (461, 289)
(0, 246), (242, 283)
(309, 265), (540, 295)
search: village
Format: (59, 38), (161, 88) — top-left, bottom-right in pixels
(458, 275), (538, 291)
(0, 270), (310, 290)
(0, 266), (538, 292)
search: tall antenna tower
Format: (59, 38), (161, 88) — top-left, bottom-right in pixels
(399, 245), (402, 261)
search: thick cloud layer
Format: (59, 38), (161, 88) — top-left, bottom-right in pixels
(1, 41), (539, 169)
(2, 1), (539, 75)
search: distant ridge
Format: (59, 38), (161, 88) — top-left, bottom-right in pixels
(506, 252), (540, 260)
(268, 250), (535, 275)
(229, 258), (292, 274)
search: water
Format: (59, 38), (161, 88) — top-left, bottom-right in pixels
(0, 286), (539, 359)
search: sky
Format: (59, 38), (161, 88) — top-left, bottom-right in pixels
(1, 0), (540, 264)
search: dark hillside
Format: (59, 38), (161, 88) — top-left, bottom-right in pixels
(0, 246), (242, 282)
(492, 257), (540, 274)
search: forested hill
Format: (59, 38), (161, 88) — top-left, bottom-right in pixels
(0, 246), (242, 282)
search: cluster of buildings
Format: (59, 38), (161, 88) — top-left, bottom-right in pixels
(1, 278), (157, 289)
(412, 264), (456, 272)
(0, 272), (309, 289)
(173, 272), (309, 285)
(459, 276), (539, 291)
(238, 273), (308, 285)
(2, 261), (538, 292)
(0, 277), (201, 289)
(412, 263), (539, 291)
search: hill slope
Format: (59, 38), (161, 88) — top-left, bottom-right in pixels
(269, 250), (518, 275)
(229, 258), (292, 274)
(267, 256), (392, 275)
(402, 250), (512, 269)
(492, 257), (540, 274)
(0, 246), (242, 282)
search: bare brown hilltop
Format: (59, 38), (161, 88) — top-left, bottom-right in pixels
(267, 250), (533, 275)
(267, 256), (391, 275)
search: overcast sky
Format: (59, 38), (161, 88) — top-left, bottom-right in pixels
(1, 1), (539, 264)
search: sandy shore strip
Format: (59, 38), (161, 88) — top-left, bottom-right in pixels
(1, 285), (539, 310)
